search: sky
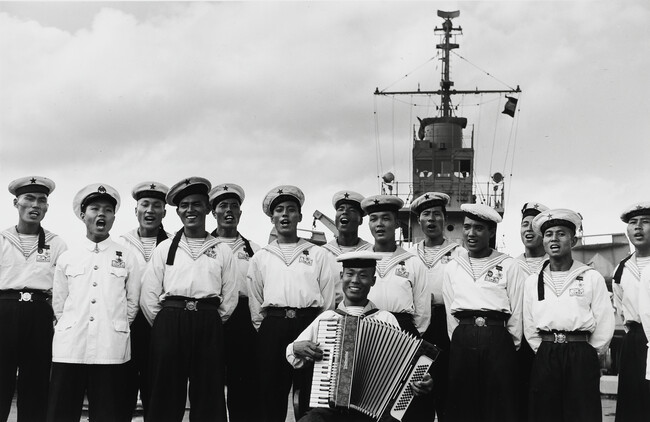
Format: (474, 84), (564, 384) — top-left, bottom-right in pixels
(1, 0), (649, 253)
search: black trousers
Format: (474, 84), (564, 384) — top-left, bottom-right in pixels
(258, 313), (317, 422)
(529, 341), (601, 422)
(517, 337), (535, 422)
(0, 299), (53, 422)
(224, 298), (260, 422)
(446, 323), (519, 422)
(406, 303), (450, 422)
(615, 323), (650, 422)
(46, 362), (130, 422)
(146, 307), (226, 422)
(125, 310), (151, 418)
(298, 407), (373, 422)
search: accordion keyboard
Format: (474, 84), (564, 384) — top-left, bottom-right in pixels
(309, 318), (340, 408)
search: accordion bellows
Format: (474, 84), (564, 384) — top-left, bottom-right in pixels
(310, 315), (440, 421)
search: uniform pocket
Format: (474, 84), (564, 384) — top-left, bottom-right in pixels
(64, 265), (85, 278)
(109, 267), (128, 279)
(112, 319), (130, 333)
(55, 318), (77, 331)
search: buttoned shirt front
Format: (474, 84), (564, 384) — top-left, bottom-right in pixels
(247, 239), (337, 330)
(409, 240), (462, 306)
(139, 234), (238, 324)
(52, 237), (141, 364)
(366, 247), (430, 334)
(285, 301), (399, 369)
(0, 226), (67, 291)
(523, 260), (615, 355)
(442, 249), (525, 348)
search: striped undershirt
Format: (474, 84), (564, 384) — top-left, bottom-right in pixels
(17, 234), (38, 257)
(469, 256), (490, 279)
(375, 252), (394, 274)
(186, 237), (206, 259)
(278, 243), (298, 261)
(140, 237), (157, 262)
(525, 255), (546, 274)
(422, 245), (442, 267)
(550, 270), (570, 295)
(345, 306), (365, 316)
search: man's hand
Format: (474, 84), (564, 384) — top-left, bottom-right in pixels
(293, 341), (323, 362)
(411, 373), (433, 396)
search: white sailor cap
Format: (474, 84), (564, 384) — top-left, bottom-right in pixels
(360, 195), (404, 215)
(460, 203), (503, 226)
(209, 183), (245, 209)
(131, 181), (169, 202)
(166, 177), (211, 206)
(8, 176), (56, 197)
(620, 202), (650, 223)
(521, 202), (549, 219)
(532, 208), (582, 235)
(337, 251), (385, 268)
(332, 191), (365, 214)
(73, 183), (121, 219)
(262, 185), (305, 217)
(411, 192), (450, 215)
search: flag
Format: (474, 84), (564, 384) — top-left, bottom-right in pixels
(502, 96), (518, 117)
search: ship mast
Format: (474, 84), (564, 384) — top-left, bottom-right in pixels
(374, 10), (521, 246)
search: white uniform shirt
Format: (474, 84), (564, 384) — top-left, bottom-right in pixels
(247, 239), (337, 330)
(636, 266), (650, 379)
(409, 240), (462, 306)
(514, 253), (548, 278)
(285, 301), (399, 368)
(322, 238), (372, 304)
(442, 249), (525, 348)
(0, 226), (67, 291)
(366, 247), (430, 334)
(52, 237), (141, 364)
(216, 236), (261, 298)
(523, 260), (615, 355)
(119, 229), (171, 268)
(139, 234), (238, 324)
(612, 252), (644, 325)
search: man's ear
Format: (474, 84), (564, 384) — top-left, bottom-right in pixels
(571, 236), (578, 248)
(13, 198), (18, 208)
(298, 213), (303, 223)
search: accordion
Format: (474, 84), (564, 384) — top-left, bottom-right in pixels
(310, 315), (440, 421)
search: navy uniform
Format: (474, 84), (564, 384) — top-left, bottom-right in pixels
(514, 201), (549, 422)
(208, 183), (261, 422)
(523, 209), (615, 422)
(247, 185), (336, 422)
(613, 202), (650, 422)
(140, 177), (237, 422)
(407, 192), (462, 422)
(442, 204), (524, 422)
(119, 181), (170, 419)
(0, 177), (66, 422)
(47, 184), (141, 422)
(322, 191), (372, 303)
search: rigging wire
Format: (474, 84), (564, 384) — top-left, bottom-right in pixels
(487, 96), (502, 182)
(376, 53), (439, 93)
(451, 51), (518, 91)
(373, 97), (384, 190)
(504, 93), (523, 210)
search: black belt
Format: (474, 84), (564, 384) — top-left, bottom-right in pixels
(540, 330), (590, 344)
(454, 310), (509, 327)
(0, 289), (49, 302)
(265, 307), (320, 319)
(162, 296), (221, 312)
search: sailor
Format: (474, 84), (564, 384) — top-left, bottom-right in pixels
(286, 251), (433, 422)
(407, 192), (463, 422)
(139, 177), (237, 422)
(442, 203), (524, 422)
(612, 202), (650, 422)
(514, 201), (549, 422)
(247, 185), (336, 422)
(47, 183), (140, 422)
(321, 190), (372, 303)
(119, 181), (170, 419)
(208, 183), (261, 422)
(0, 177), (67, 422)
(523, 209), (615, 422)
(360, 194), (429, 337)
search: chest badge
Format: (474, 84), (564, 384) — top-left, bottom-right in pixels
(299, 250), (313, 266)
(112, 251), (126, 268)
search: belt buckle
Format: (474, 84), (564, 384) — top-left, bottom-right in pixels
(285, 309), (297, 319)
(554, 332), (566, 344)
(185, 300), (198, 311)
(19, 292), (33, 302)
(474, 316), (486, 327)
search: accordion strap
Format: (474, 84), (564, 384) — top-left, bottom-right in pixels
(335, 308), (380, 318)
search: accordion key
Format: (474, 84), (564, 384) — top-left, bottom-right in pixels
(309, 315), (440, 421)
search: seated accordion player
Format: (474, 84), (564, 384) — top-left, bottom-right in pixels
(310, 315), (440, 421)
